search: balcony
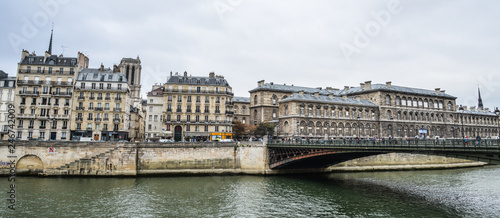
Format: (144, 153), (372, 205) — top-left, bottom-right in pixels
(78, 96), (85, 100)
(53, 114), (70, 119)
(86, 127), (92, 131)
(104, 107), (110, 111)
(215, 110), (220, 114)
(50, 81), (73, 86)
(94, 118), (102, 122)
(97, 97), (103, 100)
(115, 97), (122, 101)
(17, 113), (36, 119)
(76, 107), (85, 110)
(19, 91), (39, 96)
(39, 126), (46, 129)
(89, 96), (95, 100)
(76, 117), (83, 122)
(53, 92), (72, 97)
(62, 126), (68, 129)
(16, 80), (42, 86)
(95, 107), (103, 111)
(113, 118), (120, 123)
(225, 111), (234, 115)
(114, 108), (122, 112)
(28, 126), (34, 129)
(103, 118), (109, 121)
(105, 97), (111, 100)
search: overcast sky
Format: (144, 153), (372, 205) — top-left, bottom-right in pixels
(1, 0), (499, 110)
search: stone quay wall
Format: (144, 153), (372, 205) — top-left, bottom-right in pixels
(0, 141), (484, 176)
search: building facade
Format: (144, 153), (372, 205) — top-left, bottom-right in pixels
(14, 50), (89, 141)
(233, 97), (250, 125)
(145, 85), (166, 141)
(70, 65), (131, 141)
(163, 72), (234, 141)
(251, 80), (499, 140)
(0, 71), (16, 140)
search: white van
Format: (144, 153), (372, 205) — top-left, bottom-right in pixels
(79, 137), (93, 142)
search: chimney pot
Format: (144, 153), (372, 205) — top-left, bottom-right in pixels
(364, 81), (372, 90)
(386, 81), (392, 88)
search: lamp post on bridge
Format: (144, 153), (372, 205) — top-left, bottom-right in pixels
(459, 105), (465, 144)
(495, 107), (500, 143)
(357, 115), (360, 139)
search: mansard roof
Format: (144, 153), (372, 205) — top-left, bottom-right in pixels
(77, 68), (128, 83)
(281, 93), (377, 107)
(147, 87), (164, 96)
(339, 84), (457, 99)
(233, 97), (250, 103)
(20, 54), (78, 67)
(167, 73), (231, 87)
(250, 83), (340, 95)
(459, 109), (497, 116)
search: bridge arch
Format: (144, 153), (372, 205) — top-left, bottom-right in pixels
(16, 155), (44, 175)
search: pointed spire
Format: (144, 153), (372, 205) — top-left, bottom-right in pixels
(478, 86), (484, 109)
(48, 23), (54, 55)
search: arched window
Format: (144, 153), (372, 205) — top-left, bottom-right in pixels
(424, 100), (429, 108)
(385, 95), (391, 105)
(439, 101), (443, 109)
(413, 98), (418, 107)
(447, 101), (452, 111)
(272, 95), (277, 105)
(386, 110), (392, 119)
(253, 95), (258, 105)
(284, 105), (289, 115)
(253, 110), (258, 122)
(429, 100), (434, 108)
(242, 106), (246, 114)
(272, 109), (277, 119)
(402, 97), (407, 106)
(396, 96), (401, 105)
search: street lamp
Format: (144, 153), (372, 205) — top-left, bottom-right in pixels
(494, 107), (500, 141)
(357, 116), (360, 138)
(459, 105), (465, 143)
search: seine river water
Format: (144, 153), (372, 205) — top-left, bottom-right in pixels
(2, 166), (500, 217)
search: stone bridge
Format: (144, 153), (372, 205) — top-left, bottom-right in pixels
(267, 139), (500, 169)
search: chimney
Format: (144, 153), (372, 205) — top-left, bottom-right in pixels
(209, 72), (215, 78)
(21, 50), (29, 60)
(257, 80), (265, 87)
(344, 86), (349, 92)
(386, 81), (392, 88)
(435, 88), (441, 93)
(184, 71), (188, 77)
(170, 71), (172, 77)
(463, 106), (468, 111)
(485, 108), (489, 112)
(270, 82), (274, 85)
(470, 106), (476, 111)
(113, 65), (119, 72)
(441, 90), (445, 93)
(365, 81), (372, 90)
(360, 83), (365, 89)
(100, 63), (104, 71)
(314, 91), (319, 98)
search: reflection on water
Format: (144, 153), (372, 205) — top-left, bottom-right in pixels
(1, 166), (499, 217)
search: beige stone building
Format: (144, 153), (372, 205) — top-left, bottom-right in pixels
(0, 71), (16, 140)
(250, 80), (499, 140)
(145, 85), (166, 140)
(14, 49), (89, 141)
(163, 72), (234, 141)
(233, 97), (250, 125)
(70, 65), (131, 141)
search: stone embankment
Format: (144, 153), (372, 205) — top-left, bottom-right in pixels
(0, 141), (484, 176)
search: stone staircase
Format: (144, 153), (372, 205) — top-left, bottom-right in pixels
(57, 146), (124, 175)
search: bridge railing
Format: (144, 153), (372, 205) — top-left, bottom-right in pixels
(269, 138), (500, 148)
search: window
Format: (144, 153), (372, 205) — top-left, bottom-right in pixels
(177, 95), (182, 102)
(385, 95), (391, 105)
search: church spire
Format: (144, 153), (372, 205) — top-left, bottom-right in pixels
(478, 86), (484, 109)
(48, 23), (53, 55)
